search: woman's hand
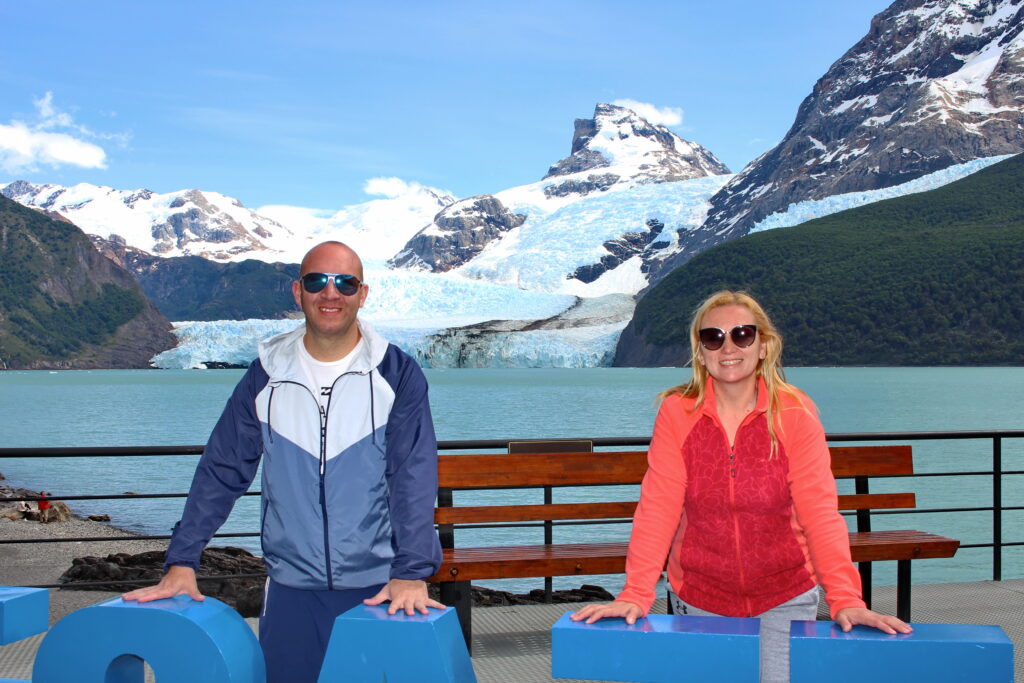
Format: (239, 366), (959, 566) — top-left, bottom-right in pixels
(834, 607), (912, 634)
(570, 600), (645, 625)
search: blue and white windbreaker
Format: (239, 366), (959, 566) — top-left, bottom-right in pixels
(164, 320), (442, 590)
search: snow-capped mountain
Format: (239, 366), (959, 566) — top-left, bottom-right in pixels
(1, 178), (457, 266)
(654, 0), (1024, 278)
(0, 180), (291, 261)
(389, 103), (732, 279)
(543, 102), (730, 194)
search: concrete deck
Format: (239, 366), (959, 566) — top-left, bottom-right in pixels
(1, 580), (1021, 681)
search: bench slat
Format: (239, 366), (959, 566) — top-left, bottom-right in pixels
(435, 501), (637, 525)
(440, 445), (915, 489)
(848, 530), (960, 562)
(438, 451), (648, 488)
(431, 543), (629, 582)
(429, 531), (960, 582)
(436, 493), (916, 525)
(837, 492), (916, 510)
(830, 445), (914, 478)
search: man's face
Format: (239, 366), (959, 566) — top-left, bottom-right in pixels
(292, 243), (368, 345)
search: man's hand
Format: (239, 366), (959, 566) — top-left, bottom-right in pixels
(121, 565), (204, 603)
(570, 600), (645, 625)
(834, 607), (912, 634)
(363, 578), (444, 616)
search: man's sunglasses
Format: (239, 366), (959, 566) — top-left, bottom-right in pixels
(698, 325), (758, 351)
(300, 272), (363, 295)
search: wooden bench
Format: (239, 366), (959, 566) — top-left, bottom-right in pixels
(429, 442), (960, 647)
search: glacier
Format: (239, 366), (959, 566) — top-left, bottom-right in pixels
(749, 155), (1015, 233)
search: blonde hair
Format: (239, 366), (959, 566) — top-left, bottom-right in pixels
(658, 290), (804, 455)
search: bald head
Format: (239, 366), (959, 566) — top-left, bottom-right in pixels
(299, 241), (364, 281)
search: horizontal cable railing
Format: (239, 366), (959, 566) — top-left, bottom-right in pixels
(2, 430), (1022, 589)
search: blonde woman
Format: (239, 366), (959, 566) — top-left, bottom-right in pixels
(573, 291), (909, 682)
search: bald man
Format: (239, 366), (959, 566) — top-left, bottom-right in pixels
(124, 241), (442, 682)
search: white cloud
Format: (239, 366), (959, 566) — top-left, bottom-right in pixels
(611, 99), (684, 127)
(363, 176), (424, 198)
(0, 122), (107, 173)
(0, 93), (120, 173)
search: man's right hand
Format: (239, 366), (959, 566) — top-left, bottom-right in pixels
(121, 564), (204, 602)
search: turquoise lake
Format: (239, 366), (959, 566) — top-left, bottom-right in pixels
(1, 367), (1021, 594)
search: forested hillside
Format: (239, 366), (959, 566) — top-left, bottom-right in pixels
(0, 196), (175, 368)
(615, 153), (1024, 367)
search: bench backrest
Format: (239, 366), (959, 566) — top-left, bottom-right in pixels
(435, 444), (917, 527)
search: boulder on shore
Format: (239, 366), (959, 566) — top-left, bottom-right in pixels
(60, 547), (266, 617)
(60, 547), (615, 617)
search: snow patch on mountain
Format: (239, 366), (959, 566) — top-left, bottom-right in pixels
(750, 154), (1016, 233)
(257, 178), (456, 263)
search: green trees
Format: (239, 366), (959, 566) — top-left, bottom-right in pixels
(632, 154), (1024, 366)
(0, 197), (145, 365)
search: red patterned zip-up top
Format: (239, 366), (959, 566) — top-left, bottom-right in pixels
(617, 377), (866, 619)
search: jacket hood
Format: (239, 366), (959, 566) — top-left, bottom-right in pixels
(258, 318), (390, 383)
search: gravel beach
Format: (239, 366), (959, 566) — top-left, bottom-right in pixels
(0, 498), (169, 624)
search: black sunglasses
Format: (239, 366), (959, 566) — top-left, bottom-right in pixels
(698, 325), (758, 351)
(300, 272), (363, 295)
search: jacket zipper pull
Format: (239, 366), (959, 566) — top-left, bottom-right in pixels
(729, 451), (736, 477)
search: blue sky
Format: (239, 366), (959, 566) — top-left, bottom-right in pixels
(0, 1), (894, 211)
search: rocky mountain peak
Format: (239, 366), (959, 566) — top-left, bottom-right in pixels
(388, 195), (527, 273)
(542, 103), (730, 194)
(655, 0), (1024, 281)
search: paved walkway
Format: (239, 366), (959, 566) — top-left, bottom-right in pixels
(1, 580), (1021, 681)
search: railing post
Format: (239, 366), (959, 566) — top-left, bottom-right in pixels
(854, 475), (872, 609)
(993, 437), (1002, 582)
(544, 485), (553, 603)
(438, 487), (455, 549)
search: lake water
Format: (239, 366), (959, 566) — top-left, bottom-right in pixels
(1, 367), (1021, 595)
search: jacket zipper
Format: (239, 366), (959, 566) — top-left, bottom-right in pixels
(318, 400), (332, 589)
(715, 411), (755, 617)
(274, 378), (343, 589)
(727, 445), (752, 616)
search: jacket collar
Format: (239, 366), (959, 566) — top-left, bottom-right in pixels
(258, 318), (389, 385)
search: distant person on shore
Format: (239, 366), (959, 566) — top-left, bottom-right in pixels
(572, 290), (910, 682)
(123, 241), (443, 682)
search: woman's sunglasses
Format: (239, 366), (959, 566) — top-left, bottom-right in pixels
(300, 272), (362, 295)
(698, 325), (758, 351)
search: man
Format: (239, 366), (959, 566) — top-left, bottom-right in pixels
(124, 241), (443, 682)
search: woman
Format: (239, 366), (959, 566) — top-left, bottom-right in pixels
(572, 291), (909, 682)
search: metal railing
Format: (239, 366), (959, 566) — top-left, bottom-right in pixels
(1, 430), (1022, 589)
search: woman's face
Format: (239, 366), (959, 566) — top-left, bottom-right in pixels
(697, 304), (766, 389)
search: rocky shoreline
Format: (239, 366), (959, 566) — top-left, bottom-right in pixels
(0, 482), (614, 621)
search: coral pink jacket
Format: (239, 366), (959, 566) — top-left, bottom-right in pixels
(617, 377), (866, 619)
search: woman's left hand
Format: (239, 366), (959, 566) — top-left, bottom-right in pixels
(834, 607), (913, 634)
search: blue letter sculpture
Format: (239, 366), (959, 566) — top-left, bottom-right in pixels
(318, 604), (476, 683)
(551, 612), (760, 682)
(31, 596), (264, 683)
(0, 586), (48, 646)
(790, 620), (1013, 683)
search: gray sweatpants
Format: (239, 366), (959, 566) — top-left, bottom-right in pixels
(669, 586), (820, 683)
